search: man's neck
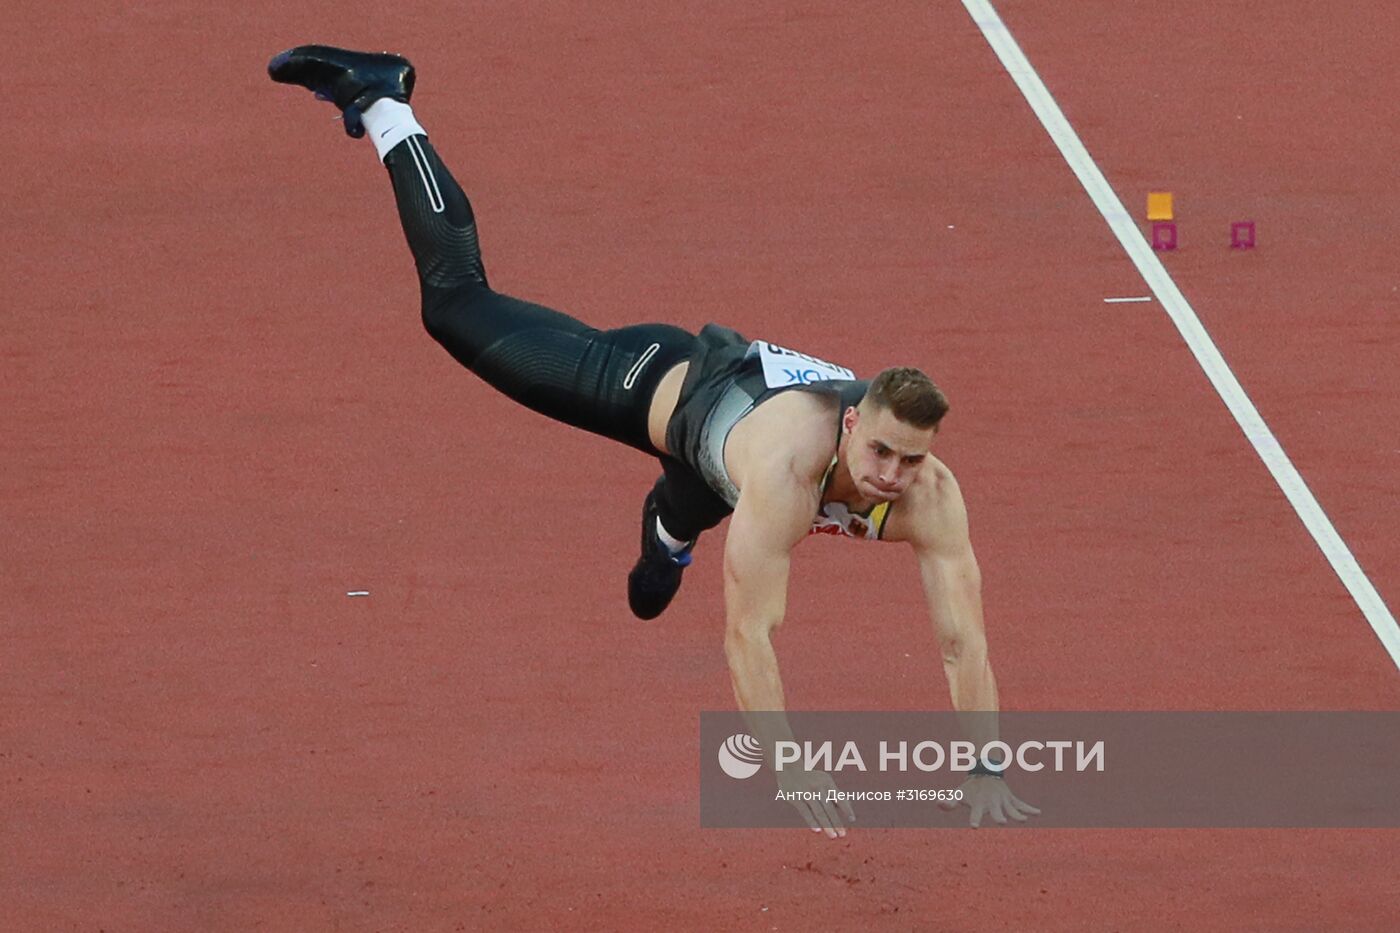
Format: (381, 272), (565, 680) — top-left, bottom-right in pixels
(820, 448), (874, 511)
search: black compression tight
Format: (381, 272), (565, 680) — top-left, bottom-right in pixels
(381, 134), (732, 539)
(383, 134), (694, 454)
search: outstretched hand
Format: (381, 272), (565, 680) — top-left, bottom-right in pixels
(940, 776), (1040, 828)
(777, 768), (855, 839)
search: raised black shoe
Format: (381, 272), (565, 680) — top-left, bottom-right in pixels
(268, 44), (415, 139)
(627, 488), (693, 620)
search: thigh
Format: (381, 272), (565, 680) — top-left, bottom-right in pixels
(471, 321), (693, 453)
(425, 284), (697, 454)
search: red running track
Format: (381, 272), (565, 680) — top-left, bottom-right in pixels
(3, 1), (1396, 929)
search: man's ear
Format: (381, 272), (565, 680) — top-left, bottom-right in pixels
(842, 405), (859, 434)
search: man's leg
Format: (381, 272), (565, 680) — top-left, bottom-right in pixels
(380, 118), (701, 453)
(270, 46), (724, 617)
(269, 45), (693, 454)
(628, 459), (733, 619)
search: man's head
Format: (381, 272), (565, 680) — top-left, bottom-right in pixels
(840, 367), (949, 502)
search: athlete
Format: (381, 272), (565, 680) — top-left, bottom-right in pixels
(268, 46), (1038, 834)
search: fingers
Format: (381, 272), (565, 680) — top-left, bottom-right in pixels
(837, 797), (857, 824)
(971, 788), (1040, 827)
(1002, 798), (1032, 822)
(784, 772), (850, 839)
(798, 798), (848, 839)
(816, 800), (847, 839)
(793, 800), (821, 834)
(998, 791), (1039, 823)
(797, 799), (843, 839)
(809, 799), (836, 838)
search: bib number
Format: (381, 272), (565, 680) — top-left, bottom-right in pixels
(755, 341), (856, 389)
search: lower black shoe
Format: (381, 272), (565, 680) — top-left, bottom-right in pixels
(627, 489), (694, 620)
(268, 44), (416, 138)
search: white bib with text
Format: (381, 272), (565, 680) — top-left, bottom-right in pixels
(753, 341), (856, 389)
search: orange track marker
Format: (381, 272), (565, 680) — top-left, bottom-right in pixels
(1147, 192), (1174, 221)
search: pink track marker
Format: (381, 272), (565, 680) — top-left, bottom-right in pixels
(1151, 221), (1177, 251)
(1230, 221), (1256, 249)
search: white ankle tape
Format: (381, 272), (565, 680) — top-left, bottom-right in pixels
(655, 518), (691, 555)
(362, 99), (427, 162)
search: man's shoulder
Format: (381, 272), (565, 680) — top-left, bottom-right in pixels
(729, 391), (840, 482)
(881, 456), (968, 548)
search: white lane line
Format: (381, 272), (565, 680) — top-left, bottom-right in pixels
(1104, 296), (1153, 304)
(962, 0), (1400, 671)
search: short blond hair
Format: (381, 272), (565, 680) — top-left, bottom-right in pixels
(865, 367), (948, 429)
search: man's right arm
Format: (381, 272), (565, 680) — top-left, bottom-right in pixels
(723, 457), (854, 837)
(721, 455), (814, 723)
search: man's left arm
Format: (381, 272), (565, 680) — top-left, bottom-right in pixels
(910, 471), (996, 725)
(905, 468), (1040, 826)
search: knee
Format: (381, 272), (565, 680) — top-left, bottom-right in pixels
(654, 468), (731, 541)
(420, 297), (454, 346)
(420, 284), (484, 347)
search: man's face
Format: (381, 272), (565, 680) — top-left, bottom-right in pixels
(842, 404), (937, 502)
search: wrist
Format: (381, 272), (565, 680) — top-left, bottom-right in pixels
(969, 754), (1007, 778)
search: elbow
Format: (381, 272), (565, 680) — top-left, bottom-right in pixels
(723, 623), (756, 664)
(959, 558), (983, 596)
(724, 619), (774, 667)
